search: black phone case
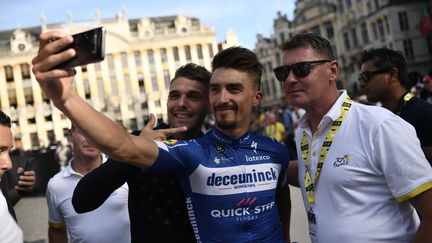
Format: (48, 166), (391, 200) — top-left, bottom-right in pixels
(56, 27), (106, 69)
(19, 157), (34, 176)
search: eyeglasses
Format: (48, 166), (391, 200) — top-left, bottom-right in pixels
(358, 67), (393, 83)
(273, 59), (332, 82)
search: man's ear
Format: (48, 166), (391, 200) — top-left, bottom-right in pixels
(328, 60), (339, 83)
(253, 90), (263, 107)
(389, 67), (399, 84)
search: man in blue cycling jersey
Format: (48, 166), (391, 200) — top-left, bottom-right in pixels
(32, 29), (292, 242)
(72, 63), (211, 243)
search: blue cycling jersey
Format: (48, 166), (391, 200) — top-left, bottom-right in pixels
(151, 128), (290, 243)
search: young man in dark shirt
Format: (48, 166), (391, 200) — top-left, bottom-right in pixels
(359, 48), (432, 165)
(72, 63), (211, 243)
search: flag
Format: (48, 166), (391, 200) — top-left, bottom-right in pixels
(420, 3), (432, 37)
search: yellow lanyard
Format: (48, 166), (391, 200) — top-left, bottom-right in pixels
(301, 97), (352, 204)
(395, 92), (413, 116)
(403, 92), (414, 102)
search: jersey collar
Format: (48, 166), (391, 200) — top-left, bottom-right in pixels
(210, 127), (251, 146)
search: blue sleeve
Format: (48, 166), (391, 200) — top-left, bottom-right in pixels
(148, 139), (193, 177)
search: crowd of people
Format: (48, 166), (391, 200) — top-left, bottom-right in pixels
(0, 30), (431, 243)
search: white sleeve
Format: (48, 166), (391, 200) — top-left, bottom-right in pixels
(374, 116), (432, 201)
(0, 191), (23, 242)
(46, 179), (64, 226)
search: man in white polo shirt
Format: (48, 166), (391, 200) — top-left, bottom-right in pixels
(46, 125), (130, 243)
(273, 33), (432, 242)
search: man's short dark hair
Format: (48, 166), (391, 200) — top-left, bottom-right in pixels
(282, 33), (335, 60)
(211, 46), (263, 90)
(172, 63), (211, 90)
(360, 48), (408, 88)
(0, 110), (11, 128)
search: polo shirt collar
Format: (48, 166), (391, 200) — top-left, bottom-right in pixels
(299, 90), (348, 132)
(62, 154), (106, 178)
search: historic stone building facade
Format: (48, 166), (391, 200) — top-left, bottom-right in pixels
(256, 0), (432, 108)
(0, 10), (233, 150)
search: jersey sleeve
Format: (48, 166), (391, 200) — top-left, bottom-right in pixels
(46, 179), (65, 228)
(374, 117), (432, 202)
(72, 159), (138, 213)
(149, 139), (201, 177)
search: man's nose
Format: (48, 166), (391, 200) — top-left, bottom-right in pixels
(0, 154), (13, 172)
(284, 69), (298, 84)
(219, 89), (230, 103)
(177, 95), (187, 107)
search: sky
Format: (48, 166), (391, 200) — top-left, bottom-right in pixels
(0, 0), (295, 49)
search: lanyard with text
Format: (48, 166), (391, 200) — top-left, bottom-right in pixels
(301, 97), (353, 204)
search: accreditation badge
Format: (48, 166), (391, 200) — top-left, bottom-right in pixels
(307, 206), (317, 242)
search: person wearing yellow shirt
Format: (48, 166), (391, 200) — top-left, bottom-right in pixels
(264, 112), (285, 143)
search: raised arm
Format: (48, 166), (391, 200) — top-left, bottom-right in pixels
(31, 30), (160, 167)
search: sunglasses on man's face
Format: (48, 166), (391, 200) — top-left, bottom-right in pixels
(358, 67), (393, 83)
(273, 59), (332, 82)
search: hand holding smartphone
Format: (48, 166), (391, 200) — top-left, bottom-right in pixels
(19, 157), (34, 177)
(55, 27), (106, 69)
(16, 157), (36, 194)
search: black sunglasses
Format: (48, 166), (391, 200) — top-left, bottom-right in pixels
(273, 59), (332, 82)
(358, 67), (393, 83)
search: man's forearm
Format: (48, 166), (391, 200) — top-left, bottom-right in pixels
(58, 93), (158, 167)
(7, 188), (22, 206)
(277, 184), (291, 243)
(410, 189), (432, 243)
(48, 226), (68, 243)
(412, 221), (432, 243)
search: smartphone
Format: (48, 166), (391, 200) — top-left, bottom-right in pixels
(55, 27), (106, 69)
(19, 157), (34, 176)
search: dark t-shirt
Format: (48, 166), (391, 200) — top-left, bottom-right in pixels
(398, 96), (432, 148)
(72, 126), (196, 243)
(397, 96), (432, 167)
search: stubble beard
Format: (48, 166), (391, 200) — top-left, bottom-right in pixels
(215, 118), (237, 130)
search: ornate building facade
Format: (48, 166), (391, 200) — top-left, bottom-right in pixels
(256, 0), (432, 108)
(0, 9), (234, 150)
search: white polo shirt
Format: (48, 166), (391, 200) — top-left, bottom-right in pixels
(0, 190), (22, 243)
(296, 90), (432, 243)
(46, 158), (131, 243)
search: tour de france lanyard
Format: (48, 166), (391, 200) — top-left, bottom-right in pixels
(301, 96), (353, 205)
(395, 92), (414, 116)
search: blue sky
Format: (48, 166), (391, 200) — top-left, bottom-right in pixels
(0, 0), (295, 49)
